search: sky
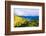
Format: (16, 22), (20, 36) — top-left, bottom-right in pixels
(14, 8), (39, 16)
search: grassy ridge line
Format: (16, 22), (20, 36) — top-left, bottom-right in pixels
(14, 16), (39, 27)
(14, 16), (28, 26)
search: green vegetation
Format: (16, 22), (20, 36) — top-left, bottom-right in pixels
(14, 16), (39, 27)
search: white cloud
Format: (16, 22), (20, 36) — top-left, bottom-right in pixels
(14, 8), (39, 16)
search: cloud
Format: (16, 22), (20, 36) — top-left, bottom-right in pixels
(14, 8), (39, 16)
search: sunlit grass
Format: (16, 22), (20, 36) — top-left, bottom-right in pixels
(14, 16), (26, 27)
(14, 16), (39, 27)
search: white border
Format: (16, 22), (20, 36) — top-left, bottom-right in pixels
(11, 5), (42, 31)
